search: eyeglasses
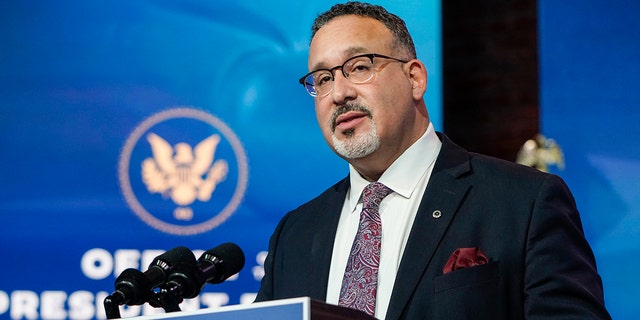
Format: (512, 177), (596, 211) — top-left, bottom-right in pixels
(298, 53), (409, 97)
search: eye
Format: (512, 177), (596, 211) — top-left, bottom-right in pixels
(347, 59), (373, 74)
(314, 71), (333, 87)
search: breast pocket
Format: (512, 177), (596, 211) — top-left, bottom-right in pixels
(433, 261), (502, 319)
(434, 261), (500, 293)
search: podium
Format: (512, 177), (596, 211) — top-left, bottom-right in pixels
(120, 297), (377, 320)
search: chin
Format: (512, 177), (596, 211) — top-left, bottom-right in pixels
(331, 131), (380, 160)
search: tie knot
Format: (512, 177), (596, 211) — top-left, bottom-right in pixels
(362, 182), (393, 210)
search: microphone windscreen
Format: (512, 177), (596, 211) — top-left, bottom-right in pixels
(154, 246), (196, 267)
(203, 242), (245, 283)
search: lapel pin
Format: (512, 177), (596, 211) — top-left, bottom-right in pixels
(432, 210), (442, 219)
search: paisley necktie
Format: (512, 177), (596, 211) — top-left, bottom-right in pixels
(338, 182), (393, 316)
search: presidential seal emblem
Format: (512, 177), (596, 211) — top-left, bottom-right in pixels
(118, 107), (248, 235)
(516, 134), (565, 173)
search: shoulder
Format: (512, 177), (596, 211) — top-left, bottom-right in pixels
(292, 177), (349, 212)
(436, 133), (570, 198)
(438, 133), (556, 182)
(469, 151), (548, 182)
(278, 177), (350, 225)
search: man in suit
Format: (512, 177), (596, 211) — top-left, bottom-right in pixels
(256, 2), (611, 319)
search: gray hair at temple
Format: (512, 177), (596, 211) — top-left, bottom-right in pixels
(310, 1), (417, 59)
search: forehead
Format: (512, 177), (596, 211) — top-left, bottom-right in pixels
(308, 15), (394, 70)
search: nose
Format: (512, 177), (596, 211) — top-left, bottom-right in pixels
(330, 70), (356, 104)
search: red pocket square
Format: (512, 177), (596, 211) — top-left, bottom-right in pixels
(443, 247), (489, 274)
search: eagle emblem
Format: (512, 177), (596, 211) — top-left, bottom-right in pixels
(141, 133), (229, 209)
(516, 134), (565, 172)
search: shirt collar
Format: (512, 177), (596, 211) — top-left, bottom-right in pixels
(345, 123), (442, 212)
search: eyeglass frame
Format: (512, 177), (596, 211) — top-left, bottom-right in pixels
(298, 53), (409, 97)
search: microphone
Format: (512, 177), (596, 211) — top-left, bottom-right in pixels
(159, 243), (245, 300)
(107, 246), (196, 306)
(199, 242), (246, 284)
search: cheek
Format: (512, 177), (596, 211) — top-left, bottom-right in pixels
(315, 108), (336, 148)
(370, 90), (410, 129)
(315, 105), (333, 134)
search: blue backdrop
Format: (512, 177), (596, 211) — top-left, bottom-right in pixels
(539, 0), (640, 319)
(0, 1), (441, 319)
(3, 0), (636, 319)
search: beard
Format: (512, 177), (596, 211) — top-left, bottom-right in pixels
(330, 103), (380, 159)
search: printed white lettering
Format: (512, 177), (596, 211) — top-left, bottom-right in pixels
(10, 291), (38, 320)
(252, 251), (267, 281)
(240, 293), (258, 304)
(0, 291), (9, 315)
(68, 291), (94, 320)
(141, 303), (164, 316)
(81, 249), (113, 280)
(240, 293), (257, 305)
(178, 298), (200, 312)
(113, 250), (140, 277)
(94, 291), (109, 320)
(0, 290), (253, 319)
(200, 293), (229, 308)
(41, 291), (67, 320)
(140, 249), (165, 270)
(118, 304), (141, 318)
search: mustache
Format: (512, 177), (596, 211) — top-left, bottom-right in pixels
(330, 103), (372, 132)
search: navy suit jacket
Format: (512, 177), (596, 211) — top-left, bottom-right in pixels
(256, 134), (610, 319)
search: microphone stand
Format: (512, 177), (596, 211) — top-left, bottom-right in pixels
(104, 290), (182, 318)
(103, 295), (122, 319)
(152, 289), (183, 313)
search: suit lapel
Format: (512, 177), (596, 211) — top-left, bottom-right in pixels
(385, 134), (472, 320)
(308, 178), (350, 300)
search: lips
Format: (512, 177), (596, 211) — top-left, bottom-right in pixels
(333, 111), (369, 132)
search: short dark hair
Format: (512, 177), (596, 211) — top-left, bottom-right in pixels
(311, 1), (417, 59)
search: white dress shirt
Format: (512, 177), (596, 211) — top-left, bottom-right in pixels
(325, 123), (442, 319)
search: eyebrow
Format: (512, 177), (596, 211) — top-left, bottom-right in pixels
(310, 46), (369, 71)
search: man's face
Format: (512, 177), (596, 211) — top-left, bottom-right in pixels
(308, 15), (416, 163)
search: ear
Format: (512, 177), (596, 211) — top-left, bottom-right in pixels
(406, 60), (428, 100)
